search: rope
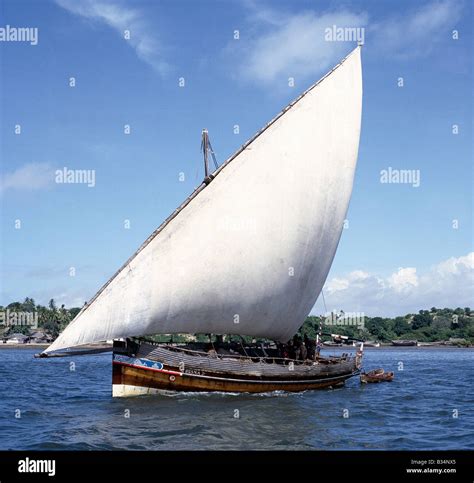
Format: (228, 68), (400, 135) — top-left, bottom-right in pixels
(316, 288), (328, 356)
(321, 288), (328, 313)
(239, 337), (250, 357)
(201, 132), (219, 174)
(207, 139), (219, 170)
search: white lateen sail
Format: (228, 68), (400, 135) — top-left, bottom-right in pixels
(44, 46), (363, 354)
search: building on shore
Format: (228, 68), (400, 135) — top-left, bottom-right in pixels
(28, 330), (53, 343)
(5, 333), (29, 344)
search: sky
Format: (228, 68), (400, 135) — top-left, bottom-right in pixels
(0, 0), (472, 317)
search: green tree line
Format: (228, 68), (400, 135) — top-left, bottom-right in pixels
(0, 298), (81, 338)
(299, 307), (473, 344)
(1, 299), (472, 344)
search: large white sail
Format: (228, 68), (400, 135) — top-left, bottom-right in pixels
(44, 46), (362, 354)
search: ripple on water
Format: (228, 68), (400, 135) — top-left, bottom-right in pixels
(1, 348), (473, 450)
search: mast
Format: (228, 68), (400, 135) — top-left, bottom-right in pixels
(202, 129), (209, 179)
(201, 129), (219, 184)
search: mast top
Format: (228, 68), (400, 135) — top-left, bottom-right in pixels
(201, 129), (218, 183)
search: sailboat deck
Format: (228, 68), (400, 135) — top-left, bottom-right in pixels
(136, 343), (357, 378)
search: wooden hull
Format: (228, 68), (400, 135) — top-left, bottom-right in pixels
(112, 340), (362, 397)
(391, 340), (418, 347)
(360, 371), (394, 383)
(112, 362), (358, 396)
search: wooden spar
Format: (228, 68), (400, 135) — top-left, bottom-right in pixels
(322, 333), (365, 343)
(35, 346), (112, 358)
(201, 129), (219, 183)
(202, 129), (209, 179)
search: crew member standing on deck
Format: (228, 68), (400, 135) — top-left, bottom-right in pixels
(299, 340), (307, 360)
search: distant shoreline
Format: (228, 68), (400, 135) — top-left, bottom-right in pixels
(0, 343), (49, 349)
(0, 343), (112, 350)
(0, 343), (471, 350)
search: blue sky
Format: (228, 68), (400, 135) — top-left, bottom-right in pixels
(1, 0), (472, 316)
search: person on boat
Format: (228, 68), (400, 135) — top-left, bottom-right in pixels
(276, 342), (283, 357)
(306, 337), (316, 361)
(228, 343), (240, 355)
(287, 340), (295, 359)
(299, 340), (308, 360)
(206, 342), (218, 357)
(292, 334), (302, 359)
(303, 334), (310, 358)
(277, 342), (290, 360)
(315, 337), (322, 358)
(276, 342), (288, 359)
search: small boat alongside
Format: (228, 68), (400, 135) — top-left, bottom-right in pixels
(360, 368), (394, 383)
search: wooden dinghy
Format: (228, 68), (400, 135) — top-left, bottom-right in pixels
(112, 339), (363, 396)
(363, 341), (380, 348)
(360, 368), (394, 384)
(391, 340), (418, 347)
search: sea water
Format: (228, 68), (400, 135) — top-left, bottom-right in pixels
(0, 347), (472, 450)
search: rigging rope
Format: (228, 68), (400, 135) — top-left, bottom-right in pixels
(201, 131), (219, 174)
(321, 288), (328, 314)
(207, 138), (219, 170)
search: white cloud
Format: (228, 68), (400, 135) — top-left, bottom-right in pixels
(434, 253), (474, 275)
(388, 267), (419, 292)
(370, 0), (462, 58)
(55, 0), (169, 75)
(232, 8), (367, 85)
(327, 270), (370, 293)
(0, 162), (54, 193)
(230, 0), (463, 87)
(317, 252), (474, 316)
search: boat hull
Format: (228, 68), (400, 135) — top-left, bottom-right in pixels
(391, 340), (418, 347)
(112, 340), (362, 397)
(360, 372), (394, 383)
(112, 361), (358, 396)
